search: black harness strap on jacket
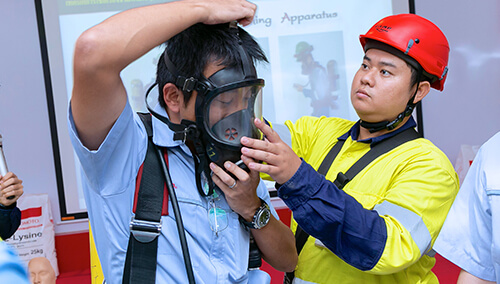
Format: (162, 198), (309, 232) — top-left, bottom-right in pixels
(123, 113), (166, 284)
(284, 127), (421, 284)
(283, 224), (308, 284)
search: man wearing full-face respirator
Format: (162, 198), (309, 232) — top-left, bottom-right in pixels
(147, 23), (265, 197)
(68, 0), (297, 283)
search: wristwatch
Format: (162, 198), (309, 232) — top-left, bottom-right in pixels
(240, 199), (271, 230)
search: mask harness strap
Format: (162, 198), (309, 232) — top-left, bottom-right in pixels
(172, 55), (215, 196)
(146, 52), (215, 197)
(360, 69), (422, 133)
(230, 21), (254, 79)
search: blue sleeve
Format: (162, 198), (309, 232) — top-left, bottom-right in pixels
(0, 204), (21, 240)
(278, 160), (387, 270)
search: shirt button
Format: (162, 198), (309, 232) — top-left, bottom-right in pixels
(282, 195), (289, 199)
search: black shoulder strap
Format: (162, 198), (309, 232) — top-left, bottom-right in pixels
(123, 113), (166, 284)
(333, 127), (421, 189)
(284, 127), (421, 284)
(283, 225), (309, 284)
(317, 139), (345, 176)
(138, 112), (154, 137)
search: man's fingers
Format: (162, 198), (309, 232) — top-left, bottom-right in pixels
(210, 171), (224, 188)
(210, 163), (233, 185)
(241, 154), (275, 175)
(241, 119), (285, 152)
(1, 184), (22, 198)
(202, 0), (256, 26)
(240, 137), (273, 154)
(3, 191), (15, 199)
(245, 158), (277, 176)
(0, 178), (15, 189)
(241, 146), (276, 165)
(240, 155), (254, 168)
(238, 0), (257, 26)
(240, 155), (260, 178)
(0, 172), (13, 186)
(253, 118), (282, 143)
(223, 161), (249, 184)
(0, 184), (20, 205)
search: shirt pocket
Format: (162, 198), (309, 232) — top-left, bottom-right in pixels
(158, 198), (205, 254)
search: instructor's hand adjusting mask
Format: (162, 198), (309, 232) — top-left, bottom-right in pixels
(145, 25), (264, 197)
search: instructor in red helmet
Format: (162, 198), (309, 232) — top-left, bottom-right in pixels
(240, 14), (459, 283)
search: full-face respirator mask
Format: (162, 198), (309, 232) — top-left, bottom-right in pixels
(146, 23), (264, 197)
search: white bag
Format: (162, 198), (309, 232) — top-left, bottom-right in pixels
(5, 193), (59, 276)
(454, 144), (480, 186)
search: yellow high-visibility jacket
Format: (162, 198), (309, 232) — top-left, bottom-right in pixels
(279, 116), (458, 284)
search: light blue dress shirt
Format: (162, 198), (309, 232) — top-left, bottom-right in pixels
(0, 242), (30, 283)
(68, 102), (276, 284)
(435, 131), (500, 283)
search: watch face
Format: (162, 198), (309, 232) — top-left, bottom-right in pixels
(256, 207), (271, 228)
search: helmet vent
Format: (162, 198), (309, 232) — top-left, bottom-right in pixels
(405, 39), (414, 54)
(440, 67), (449, 80)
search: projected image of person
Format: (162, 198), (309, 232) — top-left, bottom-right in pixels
(241, 14), (459, 283)
(293, 41), (339, 117)
(68, 0), (296, 283)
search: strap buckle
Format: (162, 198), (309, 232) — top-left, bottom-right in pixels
(334, 172), (350, 189)
(182, 77), (197, 93)
(173, 124), (198, 143)
(174, 76), (198, 93)
(130, 217), (162, 243)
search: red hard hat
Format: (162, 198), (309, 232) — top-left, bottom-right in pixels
(360, 14), (449, 91)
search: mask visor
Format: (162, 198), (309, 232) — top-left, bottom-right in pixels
(207, 83), (263, 147)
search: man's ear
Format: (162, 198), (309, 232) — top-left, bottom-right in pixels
(412, 81), (431, 104)
(163, 83), (182, 113)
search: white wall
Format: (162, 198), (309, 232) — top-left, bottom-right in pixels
(416, 0), (500, 164)
(0, 1), (88, 234)
(1, 0), (499, 235)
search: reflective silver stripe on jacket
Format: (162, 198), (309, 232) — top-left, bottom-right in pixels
(374, 201), (433, 256)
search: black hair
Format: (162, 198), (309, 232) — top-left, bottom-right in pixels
(156, 23), (268, 108)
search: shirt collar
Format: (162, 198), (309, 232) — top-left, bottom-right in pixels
(338, 116), (417, 146)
